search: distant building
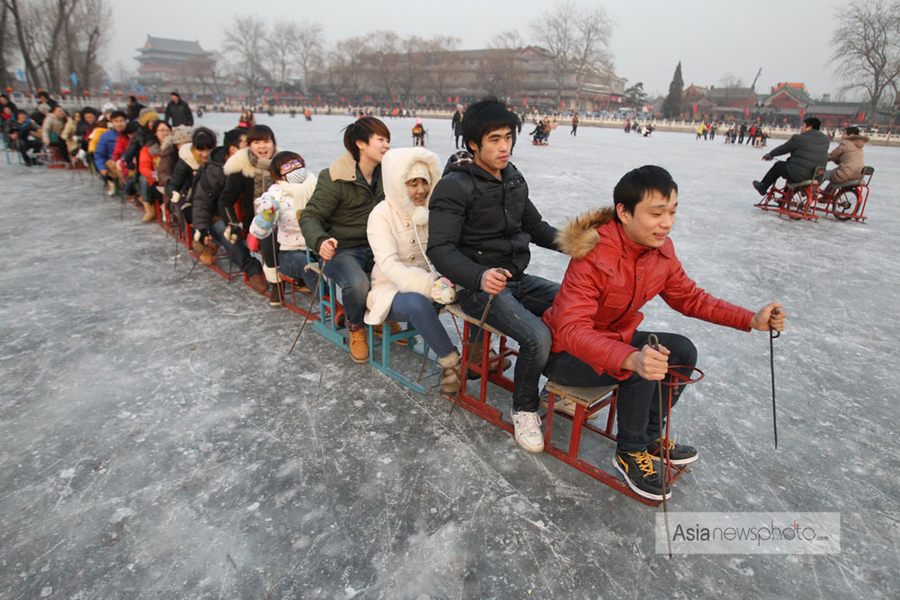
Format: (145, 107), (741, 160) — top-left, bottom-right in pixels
(807, 102), (868, 129)
(135, 36), (216, 95)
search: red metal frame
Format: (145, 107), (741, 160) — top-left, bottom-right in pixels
(542, 366), (703, 506)
(813, 167), (873, 223)
(754, 168), (825, 222)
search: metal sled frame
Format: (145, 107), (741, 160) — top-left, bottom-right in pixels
(755, 166), (825, 221)
(813, 166), (873, 223)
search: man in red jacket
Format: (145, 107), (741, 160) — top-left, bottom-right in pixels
(542, 165), (785, 501)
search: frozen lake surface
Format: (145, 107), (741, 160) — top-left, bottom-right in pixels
(1, 111), (898, 598)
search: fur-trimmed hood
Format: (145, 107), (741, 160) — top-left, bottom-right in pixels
(223, 147), (274, 178)
(178, 142), (201, 171)
(381, 147), (442, 220)
(556, 207), (617, 259)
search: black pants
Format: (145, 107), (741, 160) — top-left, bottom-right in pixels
(19, 138), (42, 165)
(759, 161), (791, 190)
(544, 331), (698, 452)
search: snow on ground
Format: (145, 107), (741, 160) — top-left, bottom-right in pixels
(0, 111), (898, 598)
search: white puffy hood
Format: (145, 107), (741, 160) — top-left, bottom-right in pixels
(381, 147), (442, 222)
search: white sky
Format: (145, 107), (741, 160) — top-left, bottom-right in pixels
(110, 0), (845, 99)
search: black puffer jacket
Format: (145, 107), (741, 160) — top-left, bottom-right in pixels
(191, 146), (229, 235)
(767, 128), (831, 182)
(165, 99), (193, 127)
(427, 153), (559, 292)
(121, 127), (151, 167)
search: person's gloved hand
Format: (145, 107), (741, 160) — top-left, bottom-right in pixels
(225, 223), (241, 243)
(431, 277), (457, 304)
(193, 228), (211, 245)
(170, 191), (182, 206)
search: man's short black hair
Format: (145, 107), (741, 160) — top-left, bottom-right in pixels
(129, 95), (137, 103)
(613, 165), (679, 222)
(170, 91), (180, 98)
(462, 97), (519, 153)
(845, 126), (860, 136)
(192, 127), (217, 151)
(109, 110), (127, 121)
(224, 127), (247, 154)
(803, 117), (821, 130)
(342, 116), (390, 162)
(37, 91), (50, 100)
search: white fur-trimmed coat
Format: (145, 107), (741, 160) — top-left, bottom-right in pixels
(364, 147), (443, 325)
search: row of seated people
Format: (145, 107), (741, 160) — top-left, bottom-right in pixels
(12, 96), (788, 502)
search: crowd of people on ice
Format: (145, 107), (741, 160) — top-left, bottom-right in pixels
(2, 91), (800, 501)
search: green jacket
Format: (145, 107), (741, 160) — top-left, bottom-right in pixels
(300, 151), (385, 253)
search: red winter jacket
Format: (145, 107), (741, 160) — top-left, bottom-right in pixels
(542, 209), (753, 380)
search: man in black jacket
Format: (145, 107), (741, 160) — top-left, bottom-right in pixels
(427, 98), (561, 454)
(189, 128), (266, 293)
(753, 117), (830, 195)
(165, 91), (193, 127)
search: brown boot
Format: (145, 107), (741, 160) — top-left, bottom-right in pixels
(247, 272), (267, 294)
(438, 351), (461, 399)
(374, 321), (408, 346)
(268, 281), (284, 306)
(141, 200), (156, 223)
(466, 341), (512, 380)
(348, 324), (369, 363)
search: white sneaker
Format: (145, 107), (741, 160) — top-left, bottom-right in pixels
(512, 410), (544, 453)
(106, 180), (116, 196)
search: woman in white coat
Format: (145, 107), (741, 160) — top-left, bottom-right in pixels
(365, 147), (461, 397)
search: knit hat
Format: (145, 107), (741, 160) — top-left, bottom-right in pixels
(170, 125), (193, 145)
(101, 102), (117, 114)
(38, 103), (51, 115)
(138, 110), (160, 127)
(405, 161), (431, 185)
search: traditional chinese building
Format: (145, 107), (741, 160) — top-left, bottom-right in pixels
(135, 36), (216, 96)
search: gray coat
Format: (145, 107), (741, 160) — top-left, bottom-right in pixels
(767, 129), (830, 182)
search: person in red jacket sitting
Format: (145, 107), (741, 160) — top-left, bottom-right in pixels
(542, 165), (786, 501)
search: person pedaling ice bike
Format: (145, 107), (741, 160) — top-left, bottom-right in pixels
(542, 165), (786, 501)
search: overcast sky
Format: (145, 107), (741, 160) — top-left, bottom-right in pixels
(110, 0), (845, 99)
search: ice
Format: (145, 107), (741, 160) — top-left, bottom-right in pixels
(0, 110), (898, 598)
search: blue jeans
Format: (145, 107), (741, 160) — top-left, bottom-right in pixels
(322, 247), (373, 326)
(279, 249), (320, 292)
(386, 293), (455, 358)
(543, 331), (698, 452)
(459, 274), (559, 413)
(211, 219), (263, 276)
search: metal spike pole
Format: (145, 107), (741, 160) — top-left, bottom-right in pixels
(649, 334), (673, 559)
(769, 308), (781, 449)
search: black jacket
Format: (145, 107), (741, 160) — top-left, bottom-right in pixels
(121, 127), (151, 167)
(127, 102), (145, 121)
(218, 171), (256, 233)
(767, 129), (831, 182)
(427, 154), (559, 292)
(165, 99), (193, 127)
(191, 146), (229, 234)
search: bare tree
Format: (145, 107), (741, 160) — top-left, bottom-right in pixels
(396, 35), (427, 104)
(65, 0), (111, 92)
(480, 30), (525, 101)
(719, 73), (746, 89)
(5, 0), (42, 89)
(326, 37), (366, 100)
(421, 35), (460, 101)
(222, 14), (271, 101)
(292, 22), (323, 98)
(831, 0), (900, 123)
(266, 21), (295, 94)
(0, 2), (11, 89)
(530, 1), (613, 106)
(364, 30), (401, 100)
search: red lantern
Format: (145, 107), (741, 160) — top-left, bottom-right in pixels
(5, 87), (13, 93)
(84, 91), (91, 96)
(117, 91), (123, 97)
(61, 90), (70, 95)
(103, 91), (109, 96)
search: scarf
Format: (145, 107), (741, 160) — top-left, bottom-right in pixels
(248, 152), (273, 198)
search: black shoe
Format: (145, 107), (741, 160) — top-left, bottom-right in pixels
(647, 438), (698, 465)
(613, 450), (672, 501)
(752, 180), (767, 196)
